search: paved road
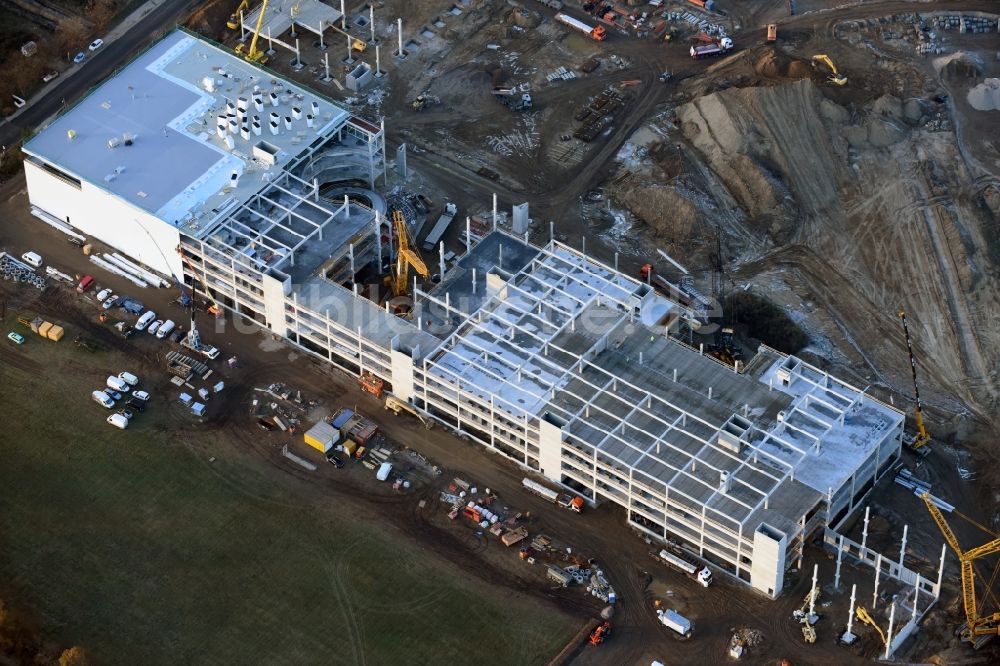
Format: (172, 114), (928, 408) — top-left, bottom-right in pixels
(0, 0), (203, 150)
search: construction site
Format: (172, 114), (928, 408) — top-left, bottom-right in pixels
(2, 0), (1000, 664)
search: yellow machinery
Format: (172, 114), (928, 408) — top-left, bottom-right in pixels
(921, 492), (1000, 642)
(811, 55), (847, 85)
(227, 0), (249, 30)
(855, 607), (888, 647)
(392, 210), (429, 298)
(327, 22), (366, 52)
(235, 0), (270, 64)
(898, 310), (931, 453)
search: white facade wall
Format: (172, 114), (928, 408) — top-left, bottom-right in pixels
(24, 158), (183, 278)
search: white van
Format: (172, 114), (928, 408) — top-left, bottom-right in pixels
(135, 310), (156, 331)
(93, 390), (115, 408)
(200, 345), (221, 360)
(106, 375), (130, 393)
(21, 251), (42, 268)
(147, 320), (163, 336)
(156, 319), (175, 339)
(107, 413), (129, 429)
(117, 371), (139, 387)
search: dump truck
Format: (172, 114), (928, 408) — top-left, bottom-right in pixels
(653, 548), (713, 587)
(555, 13), (607, 41)
(690, 37), (733, 59)
(657, 609), (693, 638)
(492, 87), (533, 111)
(522, 477), (585, 513)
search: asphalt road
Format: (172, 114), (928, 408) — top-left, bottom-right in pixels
(0, 0), (204, 150)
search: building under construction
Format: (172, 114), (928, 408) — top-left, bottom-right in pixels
(20, 28), (904, 600)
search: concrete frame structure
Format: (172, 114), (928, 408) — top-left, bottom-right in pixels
(19, 29), (904, 602)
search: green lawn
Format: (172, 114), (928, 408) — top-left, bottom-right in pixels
(0, 340), (578, 664)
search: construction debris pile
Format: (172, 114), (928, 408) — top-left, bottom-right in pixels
(251, 382), (318, 433)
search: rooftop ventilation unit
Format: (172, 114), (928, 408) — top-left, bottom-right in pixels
(283, 116), (291, 130)
(251, 120), (262, 136)
(202, 76), (216, 92)
(226, 101), (236, 114)
(122, 132), (135, 146)
(237, 97), (249, 111)
(269, 121), (279, 136)
(224, 134), (235, 150)
(252, 140), (280, 166)
(270, 92), (279, 107)
(107, 137), (121, 149)
(291, 106), (302, 120)
(228, 119), (238, 134)
(230, 170), (240, 187)
(217, 123), (227, 138)
(305, 115), (314, 128)
(240, 125), (250, 140)
(719, 470), (732, 494)
(311, 101), (319, 116)
(253, 95), (263, 111)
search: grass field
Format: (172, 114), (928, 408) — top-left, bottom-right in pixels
(0, 336), (578, 664)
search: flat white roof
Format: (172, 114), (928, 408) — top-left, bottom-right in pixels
(23, 28), (349, 235)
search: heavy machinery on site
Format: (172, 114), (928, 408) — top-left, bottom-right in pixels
(855, 607), (888, 648)
(690, 37), (733, 59)
(554, 12), (607, 41)
(811, 54), (847, 85)
(897, 310), (931, 455)
(390, 210), (429, 302)
(235, 0), (270, 64)
(227, 0), (249, 30)
(921, 491), (1000, 645)
(589, 621), (612, 645)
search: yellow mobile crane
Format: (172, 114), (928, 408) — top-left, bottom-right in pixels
(898, 310), (931, 454)
(392, 210), (429, 299)
(227, 0), (250, 30)
(235, 0), (270, 64)
(811, 55), (847, 86)
(921, 492), (1000, 643)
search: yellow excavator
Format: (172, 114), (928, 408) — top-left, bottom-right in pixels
(392, 210), (429, 299)
(227, 0), (249, 30)
(855, 607), (888, 647)
(811, 55), (847, 86)
(921, 492), (1000, 643)
(235, 0), (270, 64)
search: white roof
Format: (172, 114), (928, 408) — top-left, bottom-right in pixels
(23, 29), (349, 235)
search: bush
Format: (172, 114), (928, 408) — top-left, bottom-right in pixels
(725, 292), (809, 354)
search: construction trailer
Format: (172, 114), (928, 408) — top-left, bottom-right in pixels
(304, 420), (340, 453)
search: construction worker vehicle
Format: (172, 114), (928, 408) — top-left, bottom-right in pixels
(589, 621), (612, 645)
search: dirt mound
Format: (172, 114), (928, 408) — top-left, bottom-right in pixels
(615, 184), (698, 241)
(933, 52), (983, 79)
(754, 50), (811, 79)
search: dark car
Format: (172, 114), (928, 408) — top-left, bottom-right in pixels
(118, 408), (134, 420)
(169, 327), (186, 343)
(257, 418), (275, 431)
(103, 388), (122, 401)
(326, 454), (345, 468)
(126, 397), (146, 412)
(67, 237), (85, 247)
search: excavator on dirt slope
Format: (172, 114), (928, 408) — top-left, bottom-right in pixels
(811, 55), (847, 86)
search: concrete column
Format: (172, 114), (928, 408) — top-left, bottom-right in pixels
(375, 210), (383, 270)
(614, 252), (619, 271)
(465, 217), (471, 254)
(493, 193), (498, 231)
(396, 143), (407, 178)
(898, 524), (908, 571)
(319, 21), (324, 49)
(844, 583), (857, 642)
(439, 241), (445, 279)
(861, 506), (871, 555)
(834, 535), (844, 590)
(397, 18), (403, 56)
(809, 563), (818, 619)
(295, 38), (301, 67)
(912, 576), (921, 621)
(267, 27), (273, 53)
(370, 5), (376, 42)
(935, 543), (947, 598)
(472, 268), (477, 294)
(346, 33), (354, 64)
(872, 553), (882, 609)
(340, 0), (346, 29)
(375, 45), (382, 75)
(324, 51), (330, 80)
(885, 601), (897, 658)
(349, 242), (355, 276)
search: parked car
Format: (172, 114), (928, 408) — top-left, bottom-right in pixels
(93, 390), (115, 408)
(126, 397), (146, 412)
(102, 295), (118, 310)
(20, 251), (42, 268)
(147, 319), (163, 336)
(106, 375), (130, 393)
(257, 417), (275, 431)
(88, 38), (104, 51)
(132, 390), (150, 402)
(156, 319), (175, 339)
(117, 408), (134, 420)
(7, 332), (24, 345)
(169, 328), (186, 343)
(326, 454), (345, 468)
(96, 288), (112, 302)
(67, 236), (85, 247)
(120, 298), (144, 315)
(200, 345), (220, 360)
(76, 275), (94, 293)
(73, 52), (85, 64)
(135, 310), (156, 331)
(103, 388), (122, 401)
(107, 413), (129, 429)
(118, 371), (139, 387)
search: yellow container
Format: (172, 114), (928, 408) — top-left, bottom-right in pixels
(47, 325), (64, 342)
(342, 440), (357, 457)
(38, 321), (52, 338)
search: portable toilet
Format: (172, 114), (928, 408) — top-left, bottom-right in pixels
(179, 392), (193, 406)
(213, 381), (225, 394)
(191, 402), (206, 417)
(198, 387), (210, 401)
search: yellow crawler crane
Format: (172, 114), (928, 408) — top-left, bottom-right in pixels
(235, 0), (270, 64)
(392, 210), (429, 299)
(921, 492), (1000, 643)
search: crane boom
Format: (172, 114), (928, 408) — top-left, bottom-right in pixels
(236, 0), (270, 63)
(855, 607), (887, 646)
(898, 310), (930, 450)
(920, 491), (1000, 639)
(392, 211), (428, 298)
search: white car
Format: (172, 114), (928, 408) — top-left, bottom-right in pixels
(135, 310), (156, 331)
(96, 288), (112, 301)
(118, 371), (139, 387)
(92, 390), (115, 409)
(102, 295), (118, 309)
(156, 319), (175, 339)
(89, 39), (104, 51)
(132, 390), (150, 402)
(21, 251), (42, 268)
(147, 319), (163, 336)
(107, 413), (129, 429)
(200, 345), (221, 360)
(107, 375), (130, 393)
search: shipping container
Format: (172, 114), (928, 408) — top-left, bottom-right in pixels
(304, 421), (339, 453)
(46, 324), (64, 341)
(342, 440), (358, 457)
(38, 321), (52, 338)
